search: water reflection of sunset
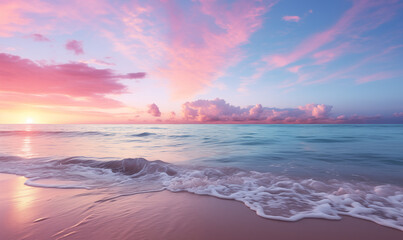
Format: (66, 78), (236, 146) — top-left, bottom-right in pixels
(25, 125), (32, 131)
(18, 125), (34, 158)
(20, 136), (33, 158)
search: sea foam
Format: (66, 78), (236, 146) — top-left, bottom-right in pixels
(0, 156), (402, 231)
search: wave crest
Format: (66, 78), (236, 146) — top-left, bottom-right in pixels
(58, 157), (177, 177)
(0, 155), (402, 231)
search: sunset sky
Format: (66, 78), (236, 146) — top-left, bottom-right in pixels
(0, 0), (402, 124)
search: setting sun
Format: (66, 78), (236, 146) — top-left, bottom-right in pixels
(25, 118), (33, 124)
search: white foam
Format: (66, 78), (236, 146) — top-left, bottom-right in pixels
(165, 168), (403, 231)
(0, 156), (402, 231)
(25, 178), (92, 189)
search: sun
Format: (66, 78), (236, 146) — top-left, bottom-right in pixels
(25, 118), (34, 124)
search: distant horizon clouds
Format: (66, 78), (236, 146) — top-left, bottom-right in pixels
(147, 103), (161, 117)
(182, 98), (336, 123)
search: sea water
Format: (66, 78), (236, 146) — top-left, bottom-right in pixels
(0, 124), (402, 230)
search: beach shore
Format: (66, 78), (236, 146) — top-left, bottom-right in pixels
(0, 173), (401, 240)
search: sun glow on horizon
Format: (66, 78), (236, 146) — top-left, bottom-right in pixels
(25, 118), (34, 124)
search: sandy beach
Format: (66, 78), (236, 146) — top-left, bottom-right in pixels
(0, 173), (401, 240)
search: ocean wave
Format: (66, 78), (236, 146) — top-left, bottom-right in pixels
(128, 132), (156, 137)
(58, 157), (177, 176)
(168, 134), (194, 138)
(0, 156), (402, 231)
(302, 138), (358, 143)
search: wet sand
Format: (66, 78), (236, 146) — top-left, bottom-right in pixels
(0, 173), (402, 240)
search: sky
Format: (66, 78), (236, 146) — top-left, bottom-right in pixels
(0, 0), (402, 124)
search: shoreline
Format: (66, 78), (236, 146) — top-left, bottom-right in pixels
(0, 173), (402, 240)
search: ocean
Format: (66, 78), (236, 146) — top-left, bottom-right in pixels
(0, 124), (402, 230)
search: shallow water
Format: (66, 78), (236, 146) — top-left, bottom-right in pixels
(0, 124), (402, 230)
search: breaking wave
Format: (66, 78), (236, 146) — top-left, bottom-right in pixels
(0, 156), (402, 231)
(128, 132), (156, 137)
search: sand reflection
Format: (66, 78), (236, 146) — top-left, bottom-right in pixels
(2, 175), (39, 236)
(13, 177), (36, 214)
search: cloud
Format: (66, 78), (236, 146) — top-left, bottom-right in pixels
(0, 92), (123, 109)
(0, 0), (49, 37)
(393, 112), (403, 117)
(287, 65), (303, 73)
(112, 0), (276, 98)
(66, 40), (84, 55)
(169, 111), (176, 120)
(147, 103), (161, 117)
(80, 59), (115, 66)
(263, 0), (401, 69)
(0, 53), (145, 107)
(27, 33), (50, 42)
(282, 16), (300, 22)
(0, 0), (275, 98)
(0, 0), (112, 37)
(179, 98), (387, 123)
(298, 104), (332, 118)
(312, 42), (350, 64)
(356, 72), (395, 84)
(161, 0), (275, 98)
(119, 72), (146, 79)
(181, 98), (337, 123)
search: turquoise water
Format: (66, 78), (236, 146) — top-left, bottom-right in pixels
(1, 124), (402, 184)
(0, 124), (402, 230)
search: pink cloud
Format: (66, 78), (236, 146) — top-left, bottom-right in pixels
(0, 0), (112, 37)
(115, 0), (276, 98)
(27, 33), (50, 42)
(282, 16), (300, 22)
(119, 72), (146, 79)
(0, 53), (145, 107)
(160, 0), (274, 98)
(0, 92), (123, 109)
(180, 98), (384, 123)
(182, 98), (335, 123)
(0, 0), (49, 37)
(80, 59), (115, 66)
(356, 72), (395, 84)
(312, 42), (350, 64)
(1, 0), (275, 98)
(147, 103), (161, 117)
(303, 45), (403, 85)
(264, 0), (400, 69)
(393, 112), (403, 117)
(169, 111), (176, 120)
(65, 40), (84, 55)
(287, 65), (303, 73)
(298, 104), (332, 118)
